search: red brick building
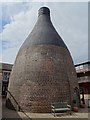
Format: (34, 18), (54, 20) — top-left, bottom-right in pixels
(75, 61), (90, 94)
(0, 63), (13, 97)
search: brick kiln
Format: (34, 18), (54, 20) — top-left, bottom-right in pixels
(6, 7), (80, 113)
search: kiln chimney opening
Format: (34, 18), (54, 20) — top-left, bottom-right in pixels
(38, 7), (50, 17)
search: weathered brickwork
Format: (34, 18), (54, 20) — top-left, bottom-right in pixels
(7, 45), (79, 112)
(6, 7), (79, 113)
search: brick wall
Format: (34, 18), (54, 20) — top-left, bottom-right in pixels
(7, 45), (79, 112)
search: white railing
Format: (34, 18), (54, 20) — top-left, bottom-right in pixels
(77, 76), (90, 81)
(76, 67), (90, 73)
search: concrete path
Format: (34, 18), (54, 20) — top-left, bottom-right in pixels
(2, 98), (90, 120)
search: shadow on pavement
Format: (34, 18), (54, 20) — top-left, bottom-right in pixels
(2, 98), (22, 120)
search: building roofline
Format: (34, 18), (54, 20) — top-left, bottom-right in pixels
(0, 63), (13, 71)
(0, 63), (13, 65)
(75, 61), (90, 67)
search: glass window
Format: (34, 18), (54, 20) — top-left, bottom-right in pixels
(75, 66), (80, 70)
(88, 63), (90, 67)
(3, 72), (10, 81)
(79, 65), (83, 69)
(83, 64), (88, 68)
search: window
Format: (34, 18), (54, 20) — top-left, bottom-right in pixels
(88, 63), (90, 67)
(75, 66), (80, 70)
(79, 65), (83, 69)
(83, 64), (88, 68)
(3, 72), (10, 81)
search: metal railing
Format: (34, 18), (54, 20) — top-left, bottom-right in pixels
(7, 90), (32, 120)
(77, 76), (90, 81)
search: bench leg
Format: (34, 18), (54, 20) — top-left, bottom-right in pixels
(68, 110), (72, 115)
(54, 110), (56, 117)
(70, 111), (72, 115)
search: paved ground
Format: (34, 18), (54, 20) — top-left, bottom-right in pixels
(2, 98), (90, 120)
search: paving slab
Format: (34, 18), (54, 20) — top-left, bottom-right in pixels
(2, 98), (90, 120)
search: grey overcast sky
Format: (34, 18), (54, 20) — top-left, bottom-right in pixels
(0, 1), (88, 64)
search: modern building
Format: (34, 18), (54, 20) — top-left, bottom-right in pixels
(0, 63), (13, 97)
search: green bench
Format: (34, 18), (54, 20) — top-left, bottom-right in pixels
(51, 102), (72, 116)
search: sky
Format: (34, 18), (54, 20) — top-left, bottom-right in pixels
(0, 1), (88, 65)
